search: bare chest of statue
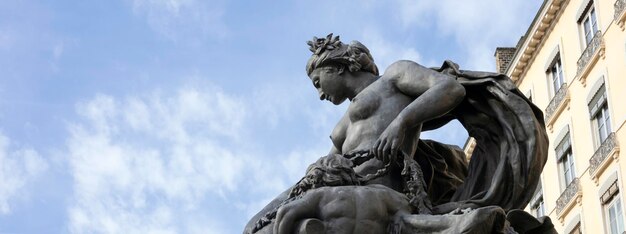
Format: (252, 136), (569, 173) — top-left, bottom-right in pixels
(336, 80), (414, 154)
(347, 90), (381, 122)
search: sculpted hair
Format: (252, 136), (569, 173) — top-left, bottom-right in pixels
(252, 154), (360, 233)
(288, 154), (361, 198)
(307, 154), (361, 187)
(306, 33), (379, 76)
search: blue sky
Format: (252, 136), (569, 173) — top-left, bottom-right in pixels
(0, 0), (541, 233)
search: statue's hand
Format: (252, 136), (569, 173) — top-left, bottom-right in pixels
(372, 120), (406, 164)
(274, 202), (298, 234)
(274, 193), (319, 234)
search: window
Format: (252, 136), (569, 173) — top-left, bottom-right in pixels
(602, 181), (624, 234)
(589, 84), (611, 146)
(556, 133), (575, 188)
(548, 54), (564, 97)
(580, 2), (599, 46)
(569, 223), (582, 234)
(606, 197), (624, 234)
(530, 184), (545, 218)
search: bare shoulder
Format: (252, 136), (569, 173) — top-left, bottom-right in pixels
(386, 60), (423, 70)
(382, 60), (424, 80)
(381, 60), (433, 95)
(382, 60), (461, 97)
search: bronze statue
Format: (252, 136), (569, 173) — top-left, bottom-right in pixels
(244, 34), (554, 234)
(253, 155), (412, 234)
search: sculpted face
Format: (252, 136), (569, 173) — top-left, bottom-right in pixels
(308, 66), (349, 105)
(303, 168), (323, 188)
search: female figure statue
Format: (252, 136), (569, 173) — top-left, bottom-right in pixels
(244, 34), (549, 234)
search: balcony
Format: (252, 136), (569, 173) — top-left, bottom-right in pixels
(589, 133), (621, 184)
(556, 178), (582, 221)
(544, 84), (570, 131)
(616, 0), (626, 30)
(576, 31), (605, 86)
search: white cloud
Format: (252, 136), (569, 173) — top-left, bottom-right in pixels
(0, 133), (47, 214)
(131, 0), (228, 42)
(68, 87), (244, 233)
(361, 29), (422, 71)
(66, 83), (332, 233)
(396, 0), (537, 70)
(250, 82), (307, 128)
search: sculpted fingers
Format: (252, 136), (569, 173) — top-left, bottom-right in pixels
(390, 139), (399, 161)
(372, 139), (382, 160)
(373, 131), (402, 164)
(383, 138), (395, 162)
(377, 138), (387, 162)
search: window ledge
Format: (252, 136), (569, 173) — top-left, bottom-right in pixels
(576, 31), (605, 87)
(545, 84), (570, 132)
(556, 178), (582, 223)
(590, 133), (621, 184)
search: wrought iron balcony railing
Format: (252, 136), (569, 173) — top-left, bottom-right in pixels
(556, 178), (580, 215)
(589, 133), (619, 175)
(576, 31), (603, 77)
(615, 0), (626, 22)
(545, 83), (568, 121)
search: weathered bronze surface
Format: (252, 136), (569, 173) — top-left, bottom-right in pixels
(244, 34), (555, 234)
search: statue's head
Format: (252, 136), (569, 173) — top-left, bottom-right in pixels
(289, 154), (361, 198)
(306, 33), (379, 77)
(305, 34), (379, 105)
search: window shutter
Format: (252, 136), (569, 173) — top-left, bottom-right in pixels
(588, 83), (607, 118)
(556, 132), (571, 160)
(601, 180), (619, 204)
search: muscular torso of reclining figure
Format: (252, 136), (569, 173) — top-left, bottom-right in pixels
(330, 77), (420, 191)
(313, 185), (410, 234)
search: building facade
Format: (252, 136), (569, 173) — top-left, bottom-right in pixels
(465, 0), (626, 233)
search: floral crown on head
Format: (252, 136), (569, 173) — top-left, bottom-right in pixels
(307, 33), (343, 56)
(306, 33), (379, 76)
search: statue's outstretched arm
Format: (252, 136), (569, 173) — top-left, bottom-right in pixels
(372, 60), (465, 162)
